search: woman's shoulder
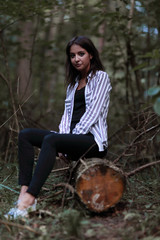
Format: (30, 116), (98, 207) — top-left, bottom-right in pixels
(66, 82), (77, 97)
(66, 84), (72, 96)
(95, 70), (108, 76)
(93, 70), (110, 82)
(93, 70), (112, 91)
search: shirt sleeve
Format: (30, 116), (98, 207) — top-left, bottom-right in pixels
(72, 72), (111, 135)
(59, 86), (70, 134)
(59, 109), (68, 133)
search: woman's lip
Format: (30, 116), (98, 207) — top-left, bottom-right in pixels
(75, 64), (81, 67)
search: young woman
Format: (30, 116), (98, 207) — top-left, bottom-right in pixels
(5, 36), (112, 219)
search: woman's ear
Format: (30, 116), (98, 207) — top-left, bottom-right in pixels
(90, 54), (93, 60)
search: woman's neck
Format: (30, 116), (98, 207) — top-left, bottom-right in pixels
(77, 77), (87, 90)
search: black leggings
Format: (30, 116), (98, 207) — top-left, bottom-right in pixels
(18, 128), (107, 197)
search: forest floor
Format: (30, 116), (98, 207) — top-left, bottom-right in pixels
(1, 160), (160, 240)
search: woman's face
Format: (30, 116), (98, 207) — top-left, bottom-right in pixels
(70, 44), (92, 75)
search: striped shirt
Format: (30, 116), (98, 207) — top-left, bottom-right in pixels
(59, 70), (112, 151)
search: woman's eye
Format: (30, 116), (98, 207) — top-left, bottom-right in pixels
(79, 52), (85, 57)
(70, 54), (75, 59)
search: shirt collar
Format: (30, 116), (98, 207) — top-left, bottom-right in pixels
(75, 71), (93, 83)
(87, 72), (92, 82)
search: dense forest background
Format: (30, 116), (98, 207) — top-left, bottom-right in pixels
(1, 1), (160, 239)
(0, 0), (160, 163)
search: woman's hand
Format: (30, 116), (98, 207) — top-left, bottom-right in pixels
(58, 152), (67, 161)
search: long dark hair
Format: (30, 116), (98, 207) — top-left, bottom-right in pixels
(65, 36), (104, 86)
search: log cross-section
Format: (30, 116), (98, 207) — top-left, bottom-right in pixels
(75, 158), (126, 213)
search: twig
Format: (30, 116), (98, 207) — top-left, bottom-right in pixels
(0, 71), (9, 86)
(149, 128), (160, 141)
(113, 124), (160, 163)
(21, 15), (39, 101)
(0, 32), (19, 133)
(109, 106), (154, 144)
(0, 34), (10, 81)
(51, 166), (70, 173)
(133, 178), (154, 194)
(53, 183), (75, 195)
(38, 190), (64, 202)
(0, 184), (19, 194)
(126, 160), (160, 177)
(80, 158), (88, 168)
(0, 14), (37, 33)
(38, 209), (55, 218)
(0, 90), (37, 129)
(0, 219), (41, 235)
(4, 122), (14, 162)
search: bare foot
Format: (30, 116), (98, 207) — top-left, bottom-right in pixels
(18, 185), (29, 202)
(18, 192), (35, 210)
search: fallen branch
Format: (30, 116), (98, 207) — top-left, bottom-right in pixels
(53, 183), (75, 195)
(38, 190), (63, 202)
(51, 166), (69, 173)
(126, 160), (160, 177)
(0, 219), (41, 235)
(38, 209), (55, 218)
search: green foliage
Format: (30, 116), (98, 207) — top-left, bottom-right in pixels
(145, 86), (160, 115)
(145, 86), (160, 97)
(154, 97), (160, 115)
(57, 209), (83, 238)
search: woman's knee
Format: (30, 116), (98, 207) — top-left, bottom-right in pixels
(18, 128), (34, 141)
(43, 132), (57, 146)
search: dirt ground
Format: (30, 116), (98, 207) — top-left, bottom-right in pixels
(1, 161), (160, 240)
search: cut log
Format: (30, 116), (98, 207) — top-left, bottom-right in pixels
(75, 158), (126, 213)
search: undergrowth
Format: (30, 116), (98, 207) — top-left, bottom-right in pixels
(1, 158), (160, 240)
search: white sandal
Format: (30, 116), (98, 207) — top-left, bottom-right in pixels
(4, 199), (37, 220)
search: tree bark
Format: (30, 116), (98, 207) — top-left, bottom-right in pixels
(126, 0), (142, 101)
(17, 21), (33, 102)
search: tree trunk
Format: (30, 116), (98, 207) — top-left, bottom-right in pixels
(75, 158), (126, 213)
(98, 23), (106, 54)
(126, 0), (142, 101)
(17, 21), (33, 102)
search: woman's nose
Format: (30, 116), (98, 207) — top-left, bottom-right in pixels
(75, 55), (79, 62)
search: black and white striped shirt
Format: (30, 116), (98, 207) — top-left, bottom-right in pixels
(59, 70), (112, 151)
